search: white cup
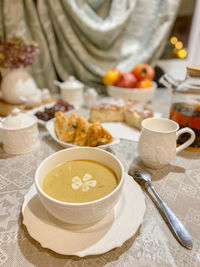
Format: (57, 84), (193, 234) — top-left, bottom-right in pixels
(138, 118), (195, 169)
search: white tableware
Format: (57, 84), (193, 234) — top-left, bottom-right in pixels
(0, 68), (50, 107)
(35, 147), (124, 224)
(132, 169), (193, 249)
(0, 68), (39, 105)
(138, 118), (195, 169)
(54, 76), (84, 108)
(106, 81), (157, 102)
(23, 173), (146, 256)
(0, 108), (39, 154)
(101, 112), (162, 142)
(27, 102), (56, 127)
(36, 118), (46, 127)
(84, 88), (98, 108)
(46, 118), (120, 149)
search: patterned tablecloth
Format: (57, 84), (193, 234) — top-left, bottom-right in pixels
(0, 90), (200, 267)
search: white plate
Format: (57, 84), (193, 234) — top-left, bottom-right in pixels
(46, 119), (120, 149)
(36, 108), (77, 127)
(101, 112), (162, 142)
(26, 103), (76, 127)
(37, 119), (47, 127)
(26, 102), (56, 127)
(22, 173), (146, 257)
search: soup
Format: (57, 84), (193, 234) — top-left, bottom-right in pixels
(42, 160), (118, 203)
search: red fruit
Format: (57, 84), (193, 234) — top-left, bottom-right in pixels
(132, 63), (155, 81)
(115, 72), (137, 88)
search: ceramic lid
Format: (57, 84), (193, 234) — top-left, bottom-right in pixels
(1, 108), (37, 129)
(60, 76), (84, 90)
(85, 88), (98, 97)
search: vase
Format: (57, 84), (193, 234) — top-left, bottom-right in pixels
(0, 68), (40, 105)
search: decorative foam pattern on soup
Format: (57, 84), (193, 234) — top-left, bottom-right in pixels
(42, 160), (118, 203)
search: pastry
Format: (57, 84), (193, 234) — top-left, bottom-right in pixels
(69, 112), (80, 128)
(124, 102), (153, 130)
(54, 111), (76, 142)
(90, 97), (153, 129)
(87, 121), (113, 147)
(54, 111), (113, 147)
(90, 98), (125, 123)
(74, 115), (90, 146)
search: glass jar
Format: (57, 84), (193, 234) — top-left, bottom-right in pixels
(160, 65), (200, 151)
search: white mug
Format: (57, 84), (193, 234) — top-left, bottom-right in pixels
(138, 118), (195, 169)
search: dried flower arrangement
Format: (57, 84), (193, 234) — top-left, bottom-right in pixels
(0, 36), (40, 69)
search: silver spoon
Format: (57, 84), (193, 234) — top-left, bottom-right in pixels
(129, 169), (193, 249)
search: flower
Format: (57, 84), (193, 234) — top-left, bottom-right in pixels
(71, 173), (97, 192)
(0, 36), (40, 69)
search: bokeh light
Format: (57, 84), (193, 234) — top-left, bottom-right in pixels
(170, 36), (178, 45)
(177, 49), (187, 59)
(170, 36), (186, 59)
(175, 41), (183, 50)
(173, 48), (178, 55)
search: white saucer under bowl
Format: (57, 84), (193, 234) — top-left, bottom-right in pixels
(22, 173), (146, 257)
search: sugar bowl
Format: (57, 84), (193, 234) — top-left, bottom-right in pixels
(54, 76), (84, 108)
(0, 108), (39, 154)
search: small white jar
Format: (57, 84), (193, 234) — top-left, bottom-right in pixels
(84, 88), (98, 108)
(0, 108), (39, 154)
(54, 76), (84, 108)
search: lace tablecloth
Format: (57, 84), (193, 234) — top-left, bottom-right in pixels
(0, 90), (200, 267)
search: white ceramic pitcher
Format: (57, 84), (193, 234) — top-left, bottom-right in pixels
(0, 68), (51, 107)
(138, 118), (195, 169)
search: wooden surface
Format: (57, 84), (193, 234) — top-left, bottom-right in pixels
(187, 65), (200, 73)
(0, 95), (57, 117)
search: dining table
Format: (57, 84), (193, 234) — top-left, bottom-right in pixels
(0, 88), (200, 267)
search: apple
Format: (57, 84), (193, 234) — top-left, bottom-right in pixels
(115, 72), (137, 88)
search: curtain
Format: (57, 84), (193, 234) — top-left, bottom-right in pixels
(0, 0), (180, 93)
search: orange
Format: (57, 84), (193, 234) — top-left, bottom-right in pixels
(136, 78), (153, 89)
(103, 70), (121, 85)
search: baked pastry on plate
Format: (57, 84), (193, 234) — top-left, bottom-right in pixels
(90, 97), (153, 130)
(87, 121), (113, 147)
(54, 111), (113, 147)
(74, 115), (90, 146)
(55, 111), (76, 142)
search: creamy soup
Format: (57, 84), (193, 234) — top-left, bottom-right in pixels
(42, 160), (118, 203)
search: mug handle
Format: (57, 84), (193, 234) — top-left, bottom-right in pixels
(176, 127), (195, 154)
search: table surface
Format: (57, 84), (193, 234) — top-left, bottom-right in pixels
(0, 89), (200, 267)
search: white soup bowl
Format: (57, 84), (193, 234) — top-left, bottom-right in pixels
(35, 147), (124, 224)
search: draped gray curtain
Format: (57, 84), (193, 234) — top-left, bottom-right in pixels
(0, 0), (180, 93)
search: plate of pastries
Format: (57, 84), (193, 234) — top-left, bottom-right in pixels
(46, 111), (119, 149)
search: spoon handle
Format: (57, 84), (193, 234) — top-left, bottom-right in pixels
(149, 183), (193, 249)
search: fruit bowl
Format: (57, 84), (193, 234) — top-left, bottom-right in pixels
(106, 81), (157, 102)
